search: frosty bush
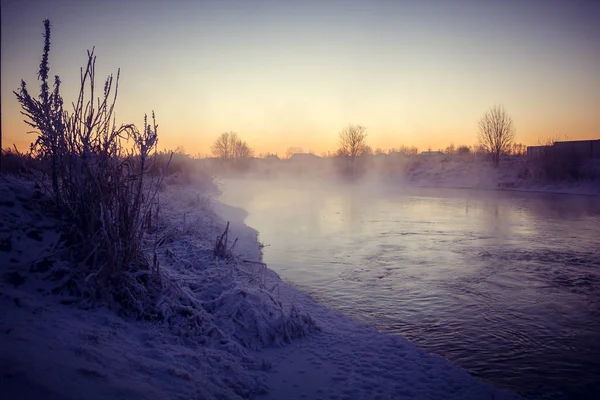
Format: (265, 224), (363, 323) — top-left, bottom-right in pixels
(12, 20), (319, 357)
(14, 20), (165, 316)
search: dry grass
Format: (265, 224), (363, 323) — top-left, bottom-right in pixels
(13, 19), (167, 317)
(0, 146), (41, 175)
(213, 222), (238, 262)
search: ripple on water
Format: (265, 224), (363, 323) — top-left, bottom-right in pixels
(220, 182), (600, 400)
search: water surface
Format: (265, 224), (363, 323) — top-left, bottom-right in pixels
(219, 178), (600, 399)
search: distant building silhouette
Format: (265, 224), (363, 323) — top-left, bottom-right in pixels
(288, 153), (321, 161)
(527, 139), (600, 159)
(419, 150), (445, 157)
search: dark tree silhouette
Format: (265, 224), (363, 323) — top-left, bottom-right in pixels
(211, 131), (253, 171)
(211, 131), (237, 160)
(212, 131), (253, 160)
(478, 105), (515, 167)
(337, 124), (368, 160)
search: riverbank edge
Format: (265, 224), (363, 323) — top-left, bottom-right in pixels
(213, 191), (522, 400)
(405, 181), (600, 196)
(0, 176), (520, 399)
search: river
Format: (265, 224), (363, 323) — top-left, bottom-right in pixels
(218, 178), (600, 400)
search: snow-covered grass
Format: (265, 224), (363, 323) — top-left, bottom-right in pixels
(0, 175), (519, 399)
(398, 157), (600, 196)
(0, 176), (316, 399)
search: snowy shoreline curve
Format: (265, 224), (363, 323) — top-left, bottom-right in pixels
(215, 189), (520, 400)
(0, 177), (519, 399)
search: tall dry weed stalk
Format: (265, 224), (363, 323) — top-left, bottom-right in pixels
(15, 20), (169, 316)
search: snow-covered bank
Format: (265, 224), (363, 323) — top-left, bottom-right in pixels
(1, 176), (518, 399)
(0, 177), (312, 399)
(399, 158), (600, 196)
(215, 188), (522, 399)
(254, 274), (520, 400)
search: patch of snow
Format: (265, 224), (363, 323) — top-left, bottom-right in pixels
(395, 158), (600, 196)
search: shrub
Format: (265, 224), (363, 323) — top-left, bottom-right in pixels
(150, 148), (190, 181)
(14, 20), (164, 316)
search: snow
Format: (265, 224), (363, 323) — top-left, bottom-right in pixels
(255, 280), (519, 400)
(398, 158), (600, 196)
(0, 175), (519, 399)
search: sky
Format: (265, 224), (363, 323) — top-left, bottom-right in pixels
(1, 0), (599, 156)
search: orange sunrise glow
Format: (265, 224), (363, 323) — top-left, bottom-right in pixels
(2, 0), (599, 156)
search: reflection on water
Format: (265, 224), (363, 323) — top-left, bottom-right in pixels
(219, 179), (600, 400)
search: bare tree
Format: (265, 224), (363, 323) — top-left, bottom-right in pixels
(510, 143), (527, 156)
(390, 145), (419, 156)
(337, 124), (368, 159)
(232, 139), (253, 160)
(477, 105), (515, 167)
(444, 143), (456, 155)
(211, 131), (254, 169)
(212, 131), (238, 160)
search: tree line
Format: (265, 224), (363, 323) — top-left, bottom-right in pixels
(211, 105), (519, 168)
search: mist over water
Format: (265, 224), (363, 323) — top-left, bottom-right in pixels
(219, 177), (600, 400)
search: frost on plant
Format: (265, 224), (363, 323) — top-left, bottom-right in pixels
(15, 19), (166, 317)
